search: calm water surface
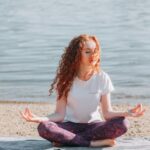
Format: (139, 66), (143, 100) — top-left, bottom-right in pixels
(0, 0), (150, 104)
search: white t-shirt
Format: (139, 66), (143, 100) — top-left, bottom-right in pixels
(63, 70), (115, 123)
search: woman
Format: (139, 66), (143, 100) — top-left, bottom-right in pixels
(21, 34), (145, 147)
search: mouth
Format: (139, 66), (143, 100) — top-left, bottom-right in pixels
(89, 59), (97, 63)
(89, 59), (97, 65)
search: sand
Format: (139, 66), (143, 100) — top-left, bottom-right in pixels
(0, 101), (149, 138)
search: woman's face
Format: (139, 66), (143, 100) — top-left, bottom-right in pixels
(80, 40), (99, 66)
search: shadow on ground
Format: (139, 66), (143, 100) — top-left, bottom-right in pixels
(0, 137), (150, 150)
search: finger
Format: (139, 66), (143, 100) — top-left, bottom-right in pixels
(136, 105), (145, 114)
(23, 114), (32, 122)
(27, 115), (32, 121)
(26, 107), (30, 113)
(138, 104), (142, 110)
(24, 108), (29, 115)
(26, 107), (33, 117)
(25, 109), (36, 121)
(26, 108), (32, 117)
(137, 103), (142, 107)
(28, 109), (38, 117)
(135, 104), (142, 113)
(135, 109), (146, 117)
(21, 112), (28, 120)
(28, 108), (36, 117)
(131, 104), (139, 112)
(140, 109), (146, 114)
(131, 106), (138, 113)
(27, 116), (36, 122)
(131, 104), (141, 113)
(135, 104), (141, 110)
(21, 109), (31, 121)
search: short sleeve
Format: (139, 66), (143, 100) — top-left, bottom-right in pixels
(101, 73), (115, 95)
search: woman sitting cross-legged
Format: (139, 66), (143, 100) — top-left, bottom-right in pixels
(21, 34), (145, 147)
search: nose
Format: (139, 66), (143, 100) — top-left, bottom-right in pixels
(90, 52), (98, 60)
(89, 55), (97, 64)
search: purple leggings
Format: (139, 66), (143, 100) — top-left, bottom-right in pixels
(37, 116), (130, 147)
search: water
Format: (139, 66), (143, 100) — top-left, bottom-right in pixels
(0, 0), (150, 104)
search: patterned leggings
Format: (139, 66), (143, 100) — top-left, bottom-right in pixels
(37, 116), (130, 147)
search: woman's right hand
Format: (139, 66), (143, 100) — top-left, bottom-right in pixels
(20, 107), (43, 123)
(127, 103), (146, 117)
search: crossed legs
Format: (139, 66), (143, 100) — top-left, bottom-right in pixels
(37, 117), (130, 147)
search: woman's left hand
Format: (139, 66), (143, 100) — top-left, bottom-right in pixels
(128, 103), (146, 117)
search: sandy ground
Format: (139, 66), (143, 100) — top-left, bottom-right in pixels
(0, 101), (149, 138)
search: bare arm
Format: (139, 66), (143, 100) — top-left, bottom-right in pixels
(100, 94), (145, 120)
(46, 97), (67, 122)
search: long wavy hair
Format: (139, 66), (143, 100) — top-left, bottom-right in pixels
(49, 34), (101, 101)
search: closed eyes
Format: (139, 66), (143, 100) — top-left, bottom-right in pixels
(85, 50), (97, 54)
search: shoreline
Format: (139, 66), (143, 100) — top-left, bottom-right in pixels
(0, 101), (149, 138)
(0, 100), (51, 104)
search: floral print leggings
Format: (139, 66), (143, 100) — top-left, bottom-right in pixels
(37, 116), (130, 147)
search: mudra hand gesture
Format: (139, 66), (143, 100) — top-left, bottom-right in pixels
(127, 103), (146, 117)
(20, 107), (42, 123)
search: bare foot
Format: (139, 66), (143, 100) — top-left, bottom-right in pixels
(90, 139), (116, 147)
(52, 142), (63, 147)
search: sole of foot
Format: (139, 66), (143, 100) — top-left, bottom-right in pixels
(90, 139), (116, 147)
(52, 142), (63, 147)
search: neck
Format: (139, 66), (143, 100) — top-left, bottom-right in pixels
(77, 64), (94, 79)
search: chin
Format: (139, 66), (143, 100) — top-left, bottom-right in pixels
(90, 61), (97, 66)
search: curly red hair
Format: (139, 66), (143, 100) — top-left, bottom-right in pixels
(49, 34), (101, 101)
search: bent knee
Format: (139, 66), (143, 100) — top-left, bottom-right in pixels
(37, 121), (47, 137)
(111, 117), (130, 133)
(117, 117), (130, 133)
(37, 121), (56, 137)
